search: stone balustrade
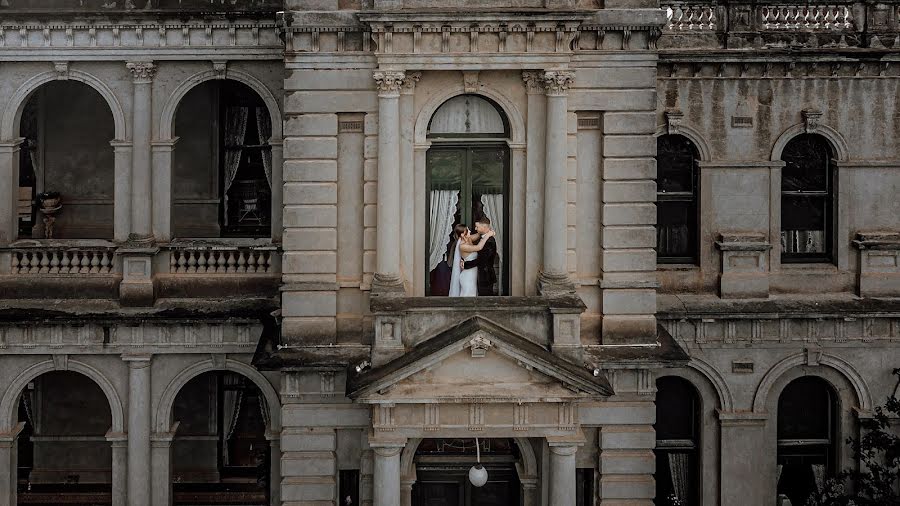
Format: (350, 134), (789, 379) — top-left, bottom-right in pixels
(665, 3), (718, 31)
(165, 244), (278, 275)
(9, 245), (117, 275)
(760, 4), (854, 31)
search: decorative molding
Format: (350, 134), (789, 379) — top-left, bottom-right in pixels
(373, 70), (406, 95)
(126, 61), (156, 83)
(52, 61), (69, 80)
(211, 60), (227, 80)
(462, 70), (479, 93)
(400, 71), (421, 94)
(52, 354), (68, 371)
(802, 109), (823, 134)
(468, 335), (492, 358)
(521, 70), (545, 94)
(664, 109), (684, 135)
(542, 70), (575, 96)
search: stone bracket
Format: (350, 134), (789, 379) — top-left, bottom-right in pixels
(852, 231), (900, 297)
(118, 246), (159, 307)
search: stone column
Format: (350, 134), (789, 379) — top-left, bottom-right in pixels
(371, 440), (405, 506)
(124, 354), (152, 506)
(539, 70), (576, 295)
(267, 433), (281, 506)
(150, 425), (177, 506)
(0, 139), (23, 247)
(548, 443), (577, 506)
(106, 432), (128, 506)
(372, 70), (406, 293)
(0, 423), (24, 506)
(126, 62), (156, 242)
(111, 140), (134, 242)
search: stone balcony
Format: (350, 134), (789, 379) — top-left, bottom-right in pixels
(0, 0), (281, 15)
(659, 1), (899, 50)
(0, 238), (280, 303)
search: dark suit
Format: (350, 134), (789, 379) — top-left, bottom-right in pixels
(463, 236), (497, 296)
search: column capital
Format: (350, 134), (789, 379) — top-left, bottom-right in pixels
(126, 61), (157, 84)
(122, 353), (153, 368)
(522, 70), (545, 94)
(400, 71), (421, 95)
(547, 444), (579, 456)
(373, 70), (406, 97)
(542, 70), (575, 96)
(371, 444), (405, 458)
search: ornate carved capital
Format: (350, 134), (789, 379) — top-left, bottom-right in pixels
(541, 70), (575, 96)
(373, 70), (406, 96)
(522, 70), (545, 94)
(400, 71), (421, 95)
(126, 61), (156, 83)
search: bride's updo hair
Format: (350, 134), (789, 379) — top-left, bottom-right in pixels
(453, 224), (469, 240)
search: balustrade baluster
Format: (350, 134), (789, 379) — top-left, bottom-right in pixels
(247, 251), (258, 273)
(29, 253), (39, 274)
(226, 251), (236, 273)
(216, 251), (226, 273)
(197, 251), (208, 273)
(11, 253), (19, 274)
(79, 252), (90, 273)
(237, 251), (247, 273)
(38, 251), (49, 273)
(101, 252), (111, 273)
(49, 251), (60, 274)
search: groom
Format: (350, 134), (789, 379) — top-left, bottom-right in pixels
(462, 217), (498, 296)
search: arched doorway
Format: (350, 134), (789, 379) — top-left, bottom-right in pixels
(14, 371), (114, 505)
(412, 438), (521, 506)
(17, 81), (115, 239)
(654, 376), (701, 506)
(170, 371), (270, 505)
(425, 94), (510, 296)
(776, 376), (837, 506)
(172, 80), (274, 238)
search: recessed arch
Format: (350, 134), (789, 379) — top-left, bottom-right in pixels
(752, 352), (873, 414)
(159, 69), (282, 142)
(154, 358), (280, 434)
(687, 357), (733, 412)
(0, 358), (125, 433)
(771, 123), (849, 162)
(1, 70), (128, 142)
(414, 85), (525, 146)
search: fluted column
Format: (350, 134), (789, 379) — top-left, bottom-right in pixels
(372, 441), (404, 506)
(372, 70), (406, 293)
(539, 70), (576, 295)
(124, 354), (152, 506)
(548, 444), (577, 506)
(126, 62), (156, 242)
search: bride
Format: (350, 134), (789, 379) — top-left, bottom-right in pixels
(449, 224), (495, 297)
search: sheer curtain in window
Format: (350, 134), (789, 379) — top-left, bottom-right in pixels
(221, 374), (244, 466)
(223, 106), (249, 225)
(480, 193), (503, 291)
(429, 190), (459, 272)
(255, 107), (273, 188)
(667, 452), (690, 504)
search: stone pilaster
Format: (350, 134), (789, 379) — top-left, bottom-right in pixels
(522, 71), (547, 294)
(399, 72), (420, 293)
(106, 432), (128, 506)
(538, 70), (576, 296)
(267, 433), (282, 506)
(126, 61), (156, 243)
(0, 139), (23, 247)
(280, 427), (337, 504)
(123, 354), (152, 506)
(718, 412), (770, 506)
(371, 70), (406, 294)
(111, 140), (134, 242)
(150, 139), (177, 242)
(0, 423), (24, 506)
(150, 425), (177, 506)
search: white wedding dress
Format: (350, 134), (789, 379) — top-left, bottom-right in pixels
(449, 239), (479, 297)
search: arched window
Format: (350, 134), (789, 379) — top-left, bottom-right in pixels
(173, 80), (273, 238)
(777, 376), (837, 506)
(425, 95), (510, 296)
(780, 134), (835, 263)
(654, 376), (700, 506)
(656, 135), (700, 264)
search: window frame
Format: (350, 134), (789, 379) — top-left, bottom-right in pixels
(779, 134), (836, 264)
(655, 134), (701, 265)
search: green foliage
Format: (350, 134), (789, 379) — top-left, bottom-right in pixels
(807, 368), (900, 506)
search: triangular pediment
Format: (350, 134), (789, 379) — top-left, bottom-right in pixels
(347, 316), (613, 402)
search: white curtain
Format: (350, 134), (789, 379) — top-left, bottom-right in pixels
(221, 375), (244, 466)
(258, 392), (270, 430)
(781, 230), (825, 254)
(21, 391), (35, 429)
(812, 464), (826, 492)
(667, 452), (691, 505)
(255, 107), (273, 189)
(480, 193), (503, 291)
(223, 106), (249, 225)
(777, 464), (783, 484)
(428, 190), (459, 272)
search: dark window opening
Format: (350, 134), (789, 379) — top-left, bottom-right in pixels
(654, 376), (700, 506)
(780, 134), (835, 263)
(339, 469), (360, 506)
(656, 135), (700, 264)
(576, 468), (594, 506)
(776, 377), (837, 506)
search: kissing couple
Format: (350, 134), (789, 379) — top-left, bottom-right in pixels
(449, 217), (498, 297)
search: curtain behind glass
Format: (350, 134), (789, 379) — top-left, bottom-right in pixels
(480, 193), (503, 292)
(223, 106), (249, 226)
(221, 374), (244, 466)
(667, 452), (690, 504)
(255, 107), (273, 188)
(428, 190), (460, 272)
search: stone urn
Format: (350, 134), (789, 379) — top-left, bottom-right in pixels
(37, 191), (62, 239)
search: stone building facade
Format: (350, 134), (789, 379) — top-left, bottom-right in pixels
(0, 0), (897, 506)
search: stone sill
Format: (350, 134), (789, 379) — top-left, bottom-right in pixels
(161, 238), (279, 251)
(369, 294), (586, 314)
(657, 293), (900, 319)
(3, 239), (117, 250)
